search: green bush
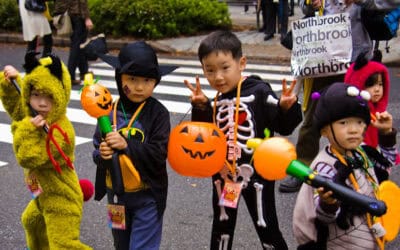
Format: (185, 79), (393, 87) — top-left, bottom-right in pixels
(0, 0), (231, 39)
(89, 0), (232, 39)
(0, 0), (21, 32)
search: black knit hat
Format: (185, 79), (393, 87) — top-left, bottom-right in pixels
(313, 82), (371, 130)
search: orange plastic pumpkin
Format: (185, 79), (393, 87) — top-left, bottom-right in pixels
(168, 121), (227, 178)
(81, 83), (112, 118)
(253, 137), (296, 180)
(376, 180), (400, 242)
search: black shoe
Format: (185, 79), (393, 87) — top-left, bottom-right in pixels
(264, 34), (274, 41)
(72, 79), (81, 85)
(279, 176), (302, 193)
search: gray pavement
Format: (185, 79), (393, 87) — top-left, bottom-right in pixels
(1, 5), (399, 65)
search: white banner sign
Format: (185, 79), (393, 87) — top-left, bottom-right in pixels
(291, 13), (352, 78)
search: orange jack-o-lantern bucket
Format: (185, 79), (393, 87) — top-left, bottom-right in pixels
(81, 82), (112, 118)
(168, 121), (227, 178)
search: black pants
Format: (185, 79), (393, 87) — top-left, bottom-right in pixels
(68, 15), (88, 81)
(265, 0), (288, 36)
(27, 34), (52, 57)
(210, 174), (288, 250)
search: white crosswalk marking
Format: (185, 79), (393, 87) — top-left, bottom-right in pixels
(0, 123), (92, 145)
(0, 57), (293, 166)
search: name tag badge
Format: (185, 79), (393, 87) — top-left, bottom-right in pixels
(25, 173), (42, 198)
(219, 181), (242, 209)
(371, 222), (386, 238)
(107, 204), (126, 230)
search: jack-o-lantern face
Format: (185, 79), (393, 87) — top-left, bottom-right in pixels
(168, 122), (227, 178)
(81, 83), (112, 118)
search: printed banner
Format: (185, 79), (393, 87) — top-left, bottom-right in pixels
(291, 13), (352, 78)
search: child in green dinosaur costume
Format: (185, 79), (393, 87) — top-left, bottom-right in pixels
(0, 53), (91, 250)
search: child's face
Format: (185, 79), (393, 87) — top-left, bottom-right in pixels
(365, 74), (383, 104)
(121, 74), (157, 103)
(29, 89), (53, 118)
(201, 51), (246, 94)
(321, 117), (366, 154)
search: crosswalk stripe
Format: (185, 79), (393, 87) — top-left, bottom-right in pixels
(91, 65), (293, 84)
(73, 82), (218, 100)
(82, 75), (220, 95)
(0, 102), (97, 125)
(0, 123), (92, 145)
(94, 60), (292, 73)
(92, 68), (288, 89)
(69, 91), (192, 115)
(1, 95), (191, 125)
(0, 161), (7, 167)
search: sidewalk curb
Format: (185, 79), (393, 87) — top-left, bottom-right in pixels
(1, 32), (398, 67)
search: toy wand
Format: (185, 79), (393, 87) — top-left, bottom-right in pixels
(80, 73), (124, 196)
(248, 137), (387, 217)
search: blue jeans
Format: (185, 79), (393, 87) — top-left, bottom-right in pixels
(107, 189), (163, 250)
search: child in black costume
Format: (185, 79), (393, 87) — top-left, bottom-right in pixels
(184, 30), (302, 250)
(92, 41), (176, 250)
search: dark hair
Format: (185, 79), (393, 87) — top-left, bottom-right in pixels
(364, 73), (381, 88)
(198, 30), (242, 63)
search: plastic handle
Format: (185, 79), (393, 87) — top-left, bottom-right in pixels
(287, 160), (387, 217)
(98, 115), (112, 135)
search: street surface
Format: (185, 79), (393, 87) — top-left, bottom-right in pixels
(0, 43), (399, 249)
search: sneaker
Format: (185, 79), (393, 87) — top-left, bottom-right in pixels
(278, 176), (302, 193)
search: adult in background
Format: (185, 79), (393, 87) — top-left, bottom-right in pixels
(54, 0), (93, 85)
(279, 0), (399, 192)
(18, 0), (53, 57)
(264, 0), (289, 41)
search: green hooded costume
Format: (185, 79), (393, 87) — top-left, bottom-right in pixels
(0, 54), (91, 250)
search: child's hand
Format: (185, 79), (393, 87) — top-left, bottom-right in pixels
(279, 79), (297, 112)
(30, 114), (47, 128)
(104, 131), (128, 151)
(317, 187), (337, 205)
(184, 75), (209, 107)
(317, 187), (340, 213)
(311, 0), (322, 10)
(371, 111), (393, 134)
(85, 18), (93, 30)
(3, 65), (19, 82)
(99, 141), (113, 160)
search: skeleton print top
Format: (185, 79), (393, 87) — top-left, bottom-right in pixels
(191, 76), (302, 173)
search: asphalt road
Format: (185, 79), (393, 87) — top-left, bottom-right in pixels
(0, 43), (399, 249)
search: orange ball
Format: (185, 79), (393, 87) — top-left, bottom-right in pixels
(253, 137), (296, 180)
(81, 83), (112, 118)
(168, 122), (227, 178)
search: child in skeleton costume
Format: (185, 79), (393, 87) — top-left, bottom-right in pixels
(293, 82), (397, 250)
(184, 30), (302, 250)
(0, 53), (91, 249)
(92, 41), (177, 250)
